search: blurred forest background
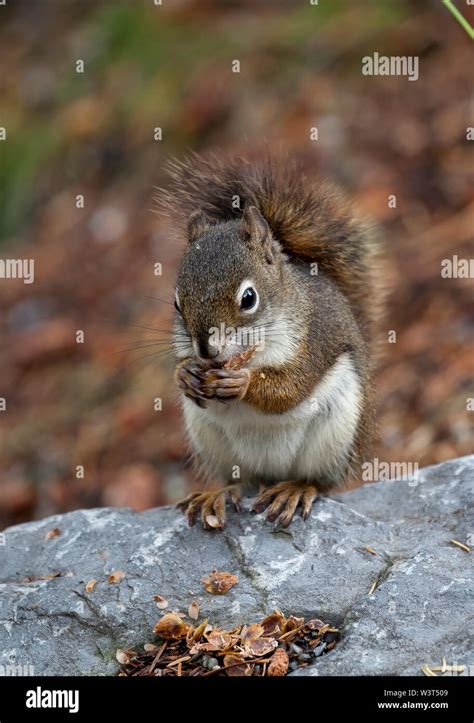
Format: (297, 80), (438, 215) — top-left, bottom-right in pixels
(0, 0), (473, 528)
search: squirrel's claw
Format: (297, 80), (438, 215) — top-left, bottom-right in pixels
(176, 485), (241, 531)
(229, 485), (242, 512)
(251, 482), (318, 528)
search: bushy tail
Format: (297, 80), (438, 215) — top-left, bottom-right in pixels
(158, 151), (383, 345)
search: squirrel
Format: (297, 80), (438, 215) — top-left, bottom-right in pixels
(158, 152), (383, 530)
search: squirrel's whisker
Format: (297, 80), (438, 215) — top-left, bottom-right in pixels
(119, 348), (175, 373)
(114, 342), (174, 355)
(144, 294), (174, 307)
(127, 324), (172, 335)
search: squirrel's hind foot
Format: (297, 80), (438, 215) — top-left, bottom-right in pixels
(251, 481), (318, 528)
(176, 485), (241, 531)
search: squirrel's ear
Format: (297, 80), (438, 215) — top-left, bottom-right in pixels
(242, 205), (274, 262)
(187, 209), (210, 244)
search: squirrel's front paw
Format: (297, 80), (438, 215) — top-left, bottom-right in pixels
(202, 368), (251, 402)
(175, 359), (209, 408)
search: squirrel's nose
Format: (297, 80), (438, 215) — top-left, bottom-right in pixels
(195, 338), (219, 361)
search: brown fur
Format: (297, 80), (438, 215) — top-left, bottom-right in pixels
(160, 151), (386, 509)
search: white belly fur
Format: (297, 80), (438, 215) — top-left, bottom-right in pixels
(182, 352), (362, 485)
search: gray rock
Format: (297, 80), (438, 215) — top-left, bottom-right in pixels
(0, 456), (472, 676)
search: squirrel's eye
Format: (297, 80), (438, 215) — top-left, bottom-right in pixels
(174, 290), (181, 313)
(240, 286), (258, 312)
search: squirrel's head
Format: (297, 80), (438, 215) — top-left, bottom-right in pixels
(173, 205), (287, 363)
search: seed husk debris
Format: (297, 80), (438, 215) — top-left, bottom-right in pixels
(118, 609), (339, 677)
